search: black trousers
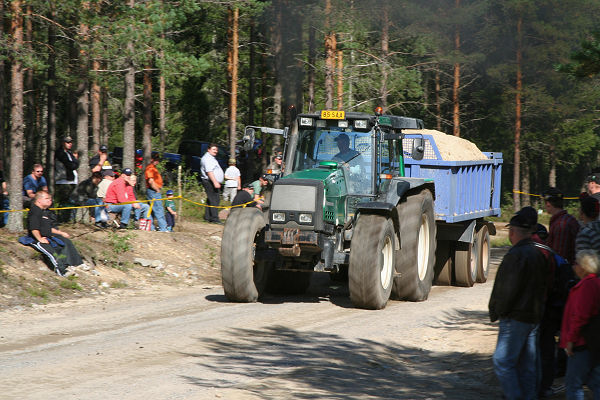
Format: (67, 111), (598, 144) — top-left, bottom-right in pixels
(201, 179), (220, 222)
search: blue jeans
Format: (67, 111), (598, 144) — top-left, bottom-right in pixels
(1, 197), (8, 226)
(85, 198), (104, 222)
(565, 349), (600, 399)
(146, 188), (167, 231)
(133, 203), (150, 221)
(107, 203), (132, 225)
(493, 319), (539, 400)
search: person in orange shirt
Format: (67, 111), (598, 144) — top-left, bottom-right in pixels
(144, 153), (168, 232)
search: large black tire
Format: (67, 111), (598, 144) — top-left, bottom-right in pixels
(348, 214), (396, 310)
(454, 235), (479, 287)
(221, 207), (270, 302)
(392, 190), (437, 301)
(266, 269), (312, 295)
(433, 240), (453, 286)
(475, 225), (490, 283)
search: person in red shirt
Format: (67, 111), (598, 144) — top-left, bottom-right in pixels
(124, 172), (150, 224)
(560, 249), (600, 399)
(104, 170), (133, 229)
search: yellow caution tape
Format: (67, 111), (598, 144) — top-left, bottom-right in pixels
(0, 194), (258, 213)
(512, 190), (580, 200)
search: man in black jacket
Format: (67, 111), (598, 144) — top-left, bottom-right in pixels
(489, 210), (549, 400)
(54, 136), (80, 221)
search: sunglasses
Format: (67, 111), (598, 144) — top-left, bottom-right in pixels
(35, 170), (43, 173)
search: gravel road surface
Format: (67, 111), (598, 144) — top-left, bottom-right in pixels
(0, 249), (507, 400)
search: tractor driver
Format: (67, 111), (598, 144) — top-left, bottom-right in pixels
(333, 134), (360, 163)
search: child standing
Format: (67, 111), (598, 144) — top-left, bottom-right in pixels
(165, 190), (177, 231)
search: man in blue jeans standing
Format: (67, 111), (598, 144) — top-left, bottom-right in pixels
(144, 153), (168, 232)
(489, 209), (550, 399)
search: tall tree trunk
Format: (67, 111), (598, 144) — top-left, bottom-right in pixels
(0, 0), (6, 171)
(513, 16), (522, 211)
(47, 3), (57, 191)
(549, 145), (557, 187)
(435, 68), (442, 131)
(307, 24), (316, 113)
(143, 65), (153, 169)
(91, 59), (101, 150)
(324, 0), (334, 109)
(228, 7), (239, 159)
(76, 5), (90, 181)
(101, 86), (109, 145)
(271, 0), (282, 151)
(452, 0), (461, 137)
(380, 4), (389, 112)
(122, 0), (136, 171)
(24, 4), (35, 169)
(8, 0), (24, 232)
(159, 65), (166, 151)
(522, 149), (530, 207)
(248, 21), (256, 125)
(337, 50), (343, 110)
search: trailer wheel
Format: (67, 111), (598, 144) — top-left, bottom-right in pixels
(433, 240), (453, 286)
(475, 225), (490, 283)
(221, 208), (271, 302)
(266, 269), (312, 295)
(348, 215), (395, 309)
(392, 190), (437, 301)
(454, 235), (479, 287)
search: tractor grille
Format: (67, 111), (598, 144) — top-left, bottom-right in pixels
(271, 185), (317, 212)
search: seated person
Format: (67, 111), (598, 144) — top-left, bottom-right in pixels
(104, 170), (133, 229)
(69, 171), (103, 226)
(231, 183), (257, 209)
(124, 171), (150, 224)
(22, 164), (48, 207)
(26, 191), (84, 277)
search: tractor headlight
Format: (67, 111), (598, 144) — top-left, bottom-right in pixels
(298, 213), (313, 224)
(272, 212), (286, 222)
(354, 119), (368, 129)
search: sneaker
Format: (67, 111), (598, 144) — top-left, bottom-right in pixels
(118, 223), (129, 230)
(95, 221), (107, 229)
(55, 267), (66, 277)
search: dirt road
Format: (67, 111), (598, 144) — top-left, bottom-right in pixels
(0, 249), (506, 400)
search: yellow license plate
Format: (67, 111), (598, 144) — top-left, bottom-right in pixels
(320, 110), (345, 120)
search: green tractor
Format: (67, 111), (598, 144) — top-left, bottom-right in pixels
(221, 109), (442, 309)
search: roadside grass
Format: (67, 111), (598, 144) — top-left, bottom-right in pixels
(60, 276), (82, 290)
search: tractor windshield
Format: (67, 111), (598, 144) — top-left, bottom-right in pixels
(291, 127), (374, 194)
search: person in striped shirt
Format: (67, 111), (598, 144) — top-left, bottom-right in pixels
(576, 195), (600, 255)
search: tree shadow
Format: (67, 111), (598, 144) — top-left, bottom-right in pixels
(180, 324), (499, 399)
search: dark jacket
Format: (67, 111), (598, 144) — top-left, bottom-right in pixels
(69, 177), (98, 205)
(55, 149), (79, 182)
(489, 238), (549, 324)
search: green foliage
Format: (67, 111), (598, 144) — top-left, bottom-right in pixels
(26, 287), (49, 299)
(557, 30), (600, 77)
(110, 280), (128, 289)
(108, 232), (136, 253)
(60, 277), (82, 291)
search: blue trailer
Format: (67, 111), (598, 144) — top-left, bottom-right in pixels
(403, 133), (503, 287)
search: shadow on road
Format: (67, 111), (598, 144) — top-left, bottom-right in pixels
(181, 324), (499, 399)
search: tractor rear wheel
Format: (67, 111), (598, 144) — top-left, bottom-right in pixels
(392, 190), (437, 301)
(348, 214), (395, 310)
(221, 208), (270, 302)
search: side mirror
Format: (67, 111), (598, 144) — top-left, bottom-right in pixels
(411, 137), (425, 161)
(243, 127), (255, 152)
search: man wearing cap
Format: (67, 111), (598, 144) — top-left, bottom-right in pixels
(231, 183), (256, 209)
(223, 158), (241, 202)
(200, 144), (224, 224)
(250, 174), (270, 209)
(544, 187), (580, 265)
(576, 195), (600, 254)
(145, 153), (169, 231)
(89, 145), (112, 173)
(333, 134), (361, 163)
(267, 153), (284, 175)
(54, 136), (79, 217)
(489, 209), (550, 400)
(104, 168), (134, 229)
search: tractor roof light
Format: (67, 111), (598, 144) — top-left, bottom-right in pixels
(300, 117), (313, 127)
(374, 106), (383, 116)
(338, 120), (348, 128)
(354, 119), (368, 129)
